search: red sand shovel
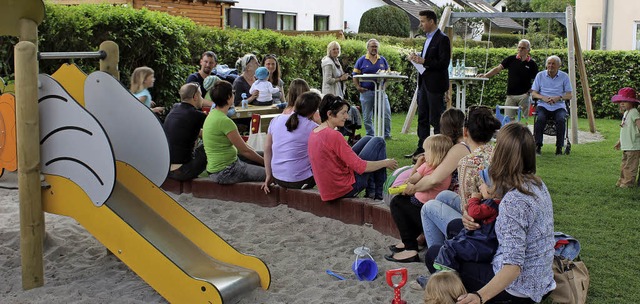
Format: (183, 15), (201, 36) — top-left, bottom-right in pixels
(386, 268), (408, 304)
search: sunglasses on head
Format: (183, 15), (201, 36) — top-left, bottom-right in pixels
(465, 105), (491, 125)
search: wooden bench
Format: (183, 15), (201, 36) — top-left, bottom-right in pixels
(162, 178), (400, 238)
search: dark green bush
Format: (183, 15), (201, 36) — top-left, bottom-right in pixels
(358, 6), (410, 38)
(35, 4), (196, 106)
(481, 33), (559, 49)
(0, 3), (635, 119)
(481, 33), (521, 48)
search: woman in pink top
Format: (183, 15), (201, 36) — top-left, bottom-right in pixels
(308, 94), (397, 201)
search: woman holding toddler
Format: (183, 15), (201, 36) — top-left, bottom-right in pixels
(456, 123), (555, 304)
(386, 108), (469, 263)
(419, 106), (501, 269)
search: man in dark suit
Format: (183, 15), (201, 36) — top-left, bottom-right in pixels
(406, 10), (451, 159)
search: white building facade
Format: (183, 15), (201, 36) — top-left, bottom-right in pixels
(227, 0), (344, 31)
(575, 0), (640, 50)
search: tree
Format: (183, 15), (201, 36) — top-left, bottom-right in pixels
(506, 0), (532, 13)
(358, 6), (410, 38)
(529, 0), (576, 39)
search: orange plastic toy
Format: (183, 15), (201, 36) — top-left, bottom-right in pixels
(0, 93), (17, 172)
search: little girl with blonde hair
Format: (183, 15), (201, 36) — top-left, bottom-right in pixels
(130, 66), (164, 114)
(407, 134), (455, 203)
(423, 271), (467, 304)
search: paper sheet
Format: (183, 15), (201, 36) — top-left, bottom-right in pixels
(411, 61), (425, 75)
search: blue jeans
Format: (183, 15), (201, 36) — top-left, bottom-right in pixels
(534, 106), (567, 148)
(359, 90), (391, 137)
(208, 158), (266, 184)
(420, 190), (462, 247)
(343, 136), (387, 198)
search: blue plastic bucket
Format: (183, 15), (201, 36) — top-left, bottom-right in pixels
(351, 246), (378, 281)
(352, 258), (378, 281)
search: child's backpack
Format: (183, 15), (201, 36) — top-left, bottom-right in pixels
(550, 232), (589, 304)
(382, 166), (413, 205)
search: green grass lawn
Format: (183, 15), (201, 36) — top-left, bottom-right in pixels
(373, 113), (640, 303)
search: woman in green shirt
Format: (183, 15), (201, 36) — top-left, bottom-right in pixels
(203, 80), (265, 184)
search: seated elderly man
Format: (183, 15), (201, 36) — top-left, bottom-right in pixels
(531, 55), (573, 156)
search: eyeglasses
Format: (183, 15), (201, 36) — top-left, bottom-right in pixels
(329, 96), (342, 108)
(186, 82), (200, 98)
(467, 105), (490, 114)
(465, 105), (491, 126)
(264, 54), (278, 60)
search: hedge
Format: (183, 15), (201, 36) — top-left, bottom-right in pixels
(0, 3), (637, 119)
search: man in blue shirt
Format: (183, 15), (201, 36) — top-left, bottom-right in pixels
(531, 55), (573, 156)
(352, 39), (392, 139)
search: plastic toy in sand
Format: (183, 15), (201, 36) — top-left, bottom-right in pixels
(352, 246), (378, 281)
(386, 268), (408, 304)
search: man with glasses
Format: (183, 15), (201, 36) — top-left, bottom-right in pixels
(353, 38), (392, 140)
(163, 83), (207, 181)
(406, 10), (451, 161)
(479, 39), (539, 121)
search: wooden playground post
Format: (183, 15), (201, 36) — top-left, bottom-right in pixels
(15, 18), (45, 290)
(573, 20), (597, 133)
(566, 6), (579, 144)
(99, 41), (120, 81)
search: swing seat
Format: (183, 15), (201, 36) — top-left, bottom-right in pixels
(495, 105), (521, 126)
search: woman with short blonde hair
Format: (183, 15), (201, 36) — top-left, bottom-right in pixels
(321, 41), (349, 98)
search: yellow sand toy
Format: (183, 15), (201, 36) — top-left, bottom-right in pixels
(388, 184), (408, 195)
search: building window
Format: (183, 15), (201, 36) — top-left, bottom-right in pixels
(277, 14), (296, 30)
(634, 22), (640, 50)
(587, 23), (602, 50)
(242, 11), (264, 29)
(225, 8), (231, 27)
(314, 15), (329, 31)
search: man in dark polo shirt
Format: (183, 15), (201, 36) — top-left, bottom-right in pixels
(163, 83), (207, 181)
(479, 39), (539, 120)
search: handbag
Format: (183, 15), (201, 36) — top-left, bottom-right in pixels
(550, 232), (589, 304)
(245, 113), (266, 152)
(246, 132), (266, 152)
(550, 255), (590, 304)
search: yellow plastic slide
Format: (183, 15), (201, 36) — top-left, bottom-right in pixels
(42, 161), (270, 303)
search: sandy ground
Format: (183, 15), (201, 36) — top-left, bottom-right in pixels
(0, 188), (427, 304)
(0, 127), (604, 303)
